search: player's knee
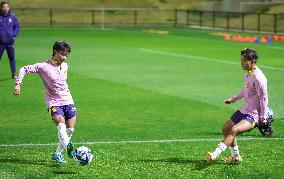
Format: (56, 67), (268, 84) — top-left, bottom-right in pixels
(231, 126), (240, 135)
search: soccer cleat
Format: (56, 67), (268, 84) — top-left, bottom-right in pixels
(206, 152), (216, 162)
(67, 142), (74, 158)
(51, 153), (66, 163)
(223, 156), (243, 163)
(12, 75), (17, 79)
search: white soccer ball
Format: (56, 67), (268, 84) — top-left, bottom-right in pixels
(74, 146), (93, 165)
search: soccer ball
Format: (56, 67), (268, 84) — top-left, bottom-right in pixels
(74, 146), (93, 165)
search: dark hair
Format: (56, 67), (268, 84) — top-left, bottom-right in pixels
(52, 41), (71, 56)
(0, 1), (9, 7)
(241, 48), (258, 63)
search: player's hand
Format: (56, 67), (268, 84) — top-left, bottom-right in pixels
(14, 84), (21, 96)
(224, 99), (232, 104)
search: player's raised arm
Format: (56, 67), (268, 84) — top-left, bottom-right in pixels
(13, 63), (43, 96)
(224, 89), (244, 104)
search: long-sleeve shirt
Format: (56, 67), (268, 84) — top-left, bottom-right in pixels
(0, 10), (20, 44)
(230, 67), (268, 123)
(15, 59), (74, 108)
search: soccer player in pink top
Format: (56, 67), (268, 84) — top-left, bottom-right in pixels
(207, 48), (269, 163)
(14, 41), (76, 163)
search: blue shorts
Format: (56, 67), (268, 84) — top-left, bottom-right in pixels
(50, 104), (77, 120)
(231, 110), (256, 128)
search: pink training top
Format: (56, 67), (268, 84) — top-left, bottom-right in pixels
(15, 59), (74, 108)
(230, 67), (268, 123)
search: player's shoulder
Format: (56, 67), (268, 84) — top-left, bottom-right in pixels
(37, 59), (51, 69)
(62, 62), (68, 69)
(42, 59), (50, 65)
(253, 68), (267, 82)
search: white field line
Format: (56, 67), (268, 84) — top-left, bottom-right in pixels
(140, 48), (284, 72)
(0, 137), (283, 147)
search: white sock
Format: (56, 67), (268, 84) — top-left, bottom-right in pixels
(56, 144), (64, 154)
(57, 123), (69, 150)
(230, 145), (240, 157)
(212, 142), (227, 157)
(66, 128), (74, 139)
(56, 128), (74, 153)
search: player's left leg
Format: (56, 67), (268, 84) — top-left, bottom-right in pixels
(64, 104), (77, 158)
(6, 43), (16, 78)
(66, 116), (76, 158)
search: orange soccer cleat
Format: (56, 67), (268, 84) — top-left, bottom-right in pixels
(206, 152), (216, 162)
(223, 156), (243, 163)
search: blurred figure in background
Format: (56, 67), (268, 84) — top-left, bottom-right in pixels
(0, 1), (20, 79)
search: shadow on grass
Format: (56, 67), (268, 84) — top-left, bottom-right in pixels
(0, 158), (79, 176)
(52, 171), (78, 175)
(136, 157), (228, 170)
(51, 162), (79, 175)
(0, 77), (11, 82)
(0, 158), (49, 167)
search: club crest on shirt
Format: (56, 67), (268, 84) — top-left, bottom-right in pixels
(8, 18), (12, 23)
(51, 107), (57, 113)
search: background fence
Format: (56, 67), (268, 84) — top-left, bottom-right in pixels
(14, 8), (284, 34)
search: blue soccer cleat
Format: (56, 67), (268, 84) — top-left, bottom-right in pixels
(51, 153), (66, 163)
(67, 142), (74, 158)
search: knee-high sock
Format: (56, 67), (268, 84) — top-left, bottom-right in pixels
(212, 142), (227, 157)
(57, 123), (69, 151)
(56, 127), (74, 153)
(230, 145), (240, 157)
(66, 128), (74, 139)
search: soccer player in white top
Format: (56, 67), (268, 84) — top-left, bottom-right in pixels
(207, 48), (269, 162)
(14, 41), (76, 163)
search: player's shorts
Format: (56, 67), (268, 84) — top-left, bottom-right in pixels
(231, 110), (257, 129)
(50, 104), (77, 120)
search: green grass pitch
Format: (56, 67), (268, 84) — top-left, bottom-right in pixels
(0, 27), (284, 178)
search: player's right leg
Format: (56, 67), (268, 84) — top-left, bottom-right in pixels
(65, 104), (77, 158)
(50, 106), (70, 163)
(222, 119), (235, 136)
(206, 142), (227, 162)
(51, 152), (66, 163)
